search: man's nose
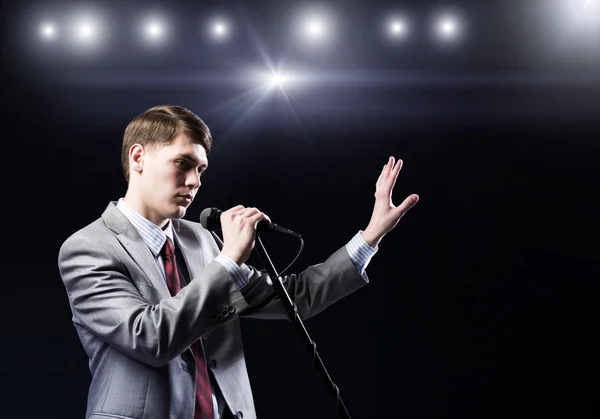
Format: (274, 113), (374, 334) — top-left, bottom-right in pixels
(186, 171), (201, 188)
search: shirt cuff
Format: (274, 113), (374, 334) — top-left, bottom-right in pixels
(214, 254), (253, 288)
(346, 231), (378, 279)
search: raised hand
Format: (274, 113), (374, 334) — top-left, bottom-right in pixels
(361, 157), (419, 248)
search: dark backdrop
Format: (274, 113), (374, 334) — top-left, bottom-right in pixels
(1, 1), (599, 418)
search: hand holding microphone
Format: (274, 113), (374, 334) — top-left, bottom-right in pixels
(216, 206), (271, 264)
(200, 206), (301, 265)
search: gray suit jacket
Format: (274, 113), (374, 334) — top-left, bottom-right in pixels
(58, 202), (368, 419)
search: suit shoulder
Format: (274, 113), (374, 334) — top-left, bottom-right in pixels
(58, 218), (108, 257)
(178, 218), (209, 234)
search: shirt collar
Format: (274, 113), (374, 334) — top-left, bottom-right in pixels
(116, 198), (174, 257)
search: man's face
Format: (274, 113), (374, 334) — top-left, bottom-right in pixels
(138, 133), (208, 225)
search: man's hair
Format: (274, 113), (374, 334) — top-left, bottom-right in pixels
(121, 105), (212, 182)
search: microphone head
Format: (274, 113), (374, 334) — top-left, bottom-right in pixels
(199, 207), (222, 231)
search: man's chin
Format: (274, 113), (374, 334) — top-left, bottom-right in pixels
(174, 207), (187, 218)
(165, 204), (187, 220)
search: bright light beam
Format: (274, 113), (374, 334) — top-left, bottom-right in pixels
(76, 20), (96, 41)
(146, 21), (164, 39)
(208, 18), (232, 42)
(438, 16), (458, 39)
(69, 13), (104, 50)
(383, 14), (411, 42)
(39, 22), (57, 40)
(292, 6), (337, 49)
(305, 18), (326, 39)
(269, 72), (285, 88)
(139, 15), (171, 47)
(431, 10), (466, 46)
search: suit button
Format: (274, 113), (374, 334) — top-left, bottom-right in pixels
(236, 412), (243, 418)
(210, 318), (217, 325)
(221, 308), (229, 317)
(228, 306), (236, 314)
(209, 359), (217, 369)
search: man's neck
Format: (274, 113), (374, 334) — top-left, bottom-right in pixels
(122, 195), (169, 229)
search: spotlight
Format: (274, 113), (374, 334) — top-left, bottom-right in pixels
(137, 13), (172, 47)
(431, 10), (465, 45)
(383, 14), (411, 41)
(269, 72), (285, 88)
(62, 7), (111, 55)
(251, 69), (298, 91)
(305, 18), (326, 39)
(208, 18), (232, 42)
(439, 17), (458, 38)
(39, 22), (57, 40)
(68, 12), (105, 50)
(391, 21), (405, 35)
(293, 5), (337, 48)
(213, 22), (226, 36)
(76, 20), (96, 41)
(146, 21), (164, 39)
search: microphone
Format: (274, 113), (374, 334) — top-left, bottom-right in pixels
(199, 207), (301, 238)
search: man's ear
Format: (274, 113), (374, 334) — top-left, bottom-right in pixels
(130, 144), (145, 173)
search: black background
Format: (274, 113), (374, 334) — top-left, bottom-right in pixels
(1, 1), (599, 418)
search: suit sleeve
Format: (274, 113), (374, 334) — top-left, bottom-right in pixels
(207, 228), (369, 321)
(58, 232), (252, 367)
(238, 245), (369, 321)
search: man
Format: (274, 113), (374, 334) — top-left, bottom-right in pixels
(58, 105), (419, 419)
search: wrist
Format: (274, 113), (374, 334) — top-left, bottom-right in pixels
(361, 228), (383, 249)
(220, 249), (243, 265)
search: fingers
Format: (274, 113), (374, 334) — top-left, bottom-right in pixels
(224, 205), (245, 215)
(388, 158), (403, 192)
(394, 194), (419, 217)
(222, 205), (270, 227)
(376, 157), (393, 189)
(377, 156), (403, 194)
(248, 210), (270, 226)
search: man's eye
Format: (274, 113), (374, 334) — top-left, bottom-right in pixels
(176, 160), (187, 168)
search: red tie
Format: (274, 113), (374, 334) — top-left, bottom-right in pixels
(161, 237), (215, 419)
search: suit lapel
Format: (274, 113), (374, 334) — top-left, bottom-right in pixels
(118, 231), (171, 298)
(102, 202), (171, 299)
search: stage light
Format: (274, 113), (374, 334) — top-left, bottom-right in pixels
(39, 22), (57, 40)
(439, 18), (457, 37)
(391, 21), (406, 35)
(136, 12), (173, 48)
(382, 14), (411, 42)
(76, 21), (96, 41)
(431, 10), (466, 45)
(269, 72), (285, 88)
(247, 68), (300, 91)
(305, 18), (326, 39)
(208, 18), (232, 42)
(292, 5), (338, 48)
(146, 21), (163, 39)
(66, 10), (106, 51)
(213, 22), (226, 36)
